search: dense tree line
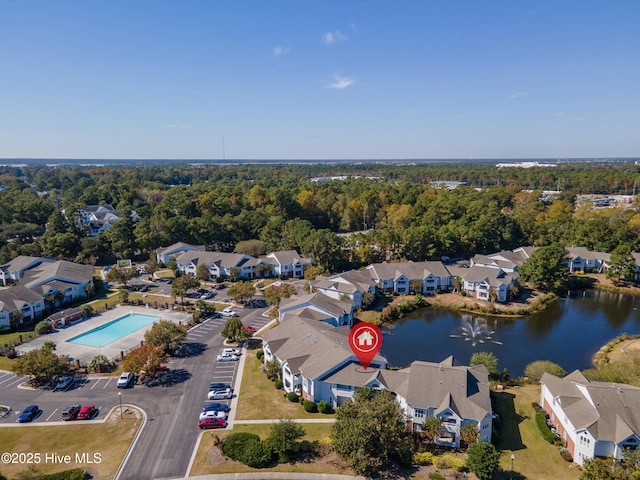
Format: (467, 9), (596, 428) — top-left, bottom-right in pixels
(1, 162), (640, 272)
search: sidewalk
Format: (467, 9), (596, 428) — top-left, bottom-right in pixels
(182, 474), (367, 480)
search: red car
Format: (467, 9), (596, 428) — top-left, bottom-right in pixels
(244, 325), (256, 334)
(198, 417), (227, 429)
(76, 404), (97, 420)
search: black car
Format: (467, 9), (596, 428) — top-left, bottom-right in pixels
(202, 402), (231, 413)
(209, 382), (232, 392)
(61, 405), (82, 421)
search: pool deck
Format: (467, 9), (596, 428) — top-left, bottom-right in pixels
(15, 306), (192, 364)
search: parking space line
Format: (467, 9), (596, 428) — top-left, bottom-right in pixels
(46, 409), (58, 421)
(102, 378), (113, 389)
(5, 376), (25, 388)
(90, 379), (102, 390)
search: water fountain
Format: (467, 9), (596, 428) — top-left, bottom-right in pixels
(449, 317), (503, 347)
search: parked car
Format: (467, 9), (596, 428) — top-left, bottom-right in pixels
(221, 348), (241, 356)
(61, 404), (82, 421)
(202, 402), (231, 413)
(199, 409), (228, 421)
(209, 382), (232, 392)
(53, 376), (74, 392)
(198, 417), (227, 429)
(200, 292), (214, 300)
(207, 388), (233, 400)
(217, 353), (239, 362)
(17, 405), (39, 423)
(220, 308), (238, 317)
(117, 372), (134, 388)
(244, 325), (257, 334)
(77, 404), (97, 420)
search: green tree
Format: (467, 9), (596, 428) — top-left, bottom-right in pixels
(174, 275), (201, 294)
(606, 244), (637, 282)
(267, 418), (305, 463)
(196, 263), (210, 282)
(409, 279), (423, 294)
(11, 342), (69, 386)
(254, 263), (273, 278)
(170, 283), (186, 305)
(470, 352), (499, 377)
(9, 310), (22, 331)
(420, 416), (442, 444)
(144, 320), (187, 355)
(221, 316), (251, 343)
(228, 281), (256, 304)
(466, 442), (500, 480)
(519, 242), (568, 292)
(265, 359), (281, 381)
(119, 288), (130, 304)
(524, 360), (566, 382)
(234, 239), (267, 257)
(106, 267), (139, 288)
(460, 422), (480, 448)
(331, 387), (414, 476)
(263, 283), (297, 308)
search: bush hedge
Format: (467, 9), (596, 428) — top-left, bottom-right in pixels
(221, 432), (274, 468)
(413, 451), (435, 465)
(35, 320), (53, 335)
(35, 469), (90, 480)
(303, 399), (317, 412)
(274, 379), (283, 389)
(317, 400), (332, 414)
(535, 412), (557, 444)
(256, 348), (264, 360)
(286, 391), (299, 403)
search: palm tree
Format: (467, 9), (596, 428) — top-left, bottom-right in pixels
(9, 310), (22, 331)
(44, 293), (56, 312)
(55, 290), (65, 307)
(83, 282), (95, 299)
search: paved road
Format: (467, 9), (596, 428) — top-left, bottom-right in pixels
(0, 301), (272, 480)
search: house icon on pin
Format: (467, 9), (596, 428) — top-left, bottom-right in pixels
(357, 329), (374, 347)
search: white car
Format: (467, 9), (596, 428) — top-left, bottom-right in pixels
(217, 353), (239, 362)
(199, 409), (228, 421)
(208, 388), (233, 400)
(116, 372), (133, 388)
(200, 292), (214, 300)
(221, 348), (241, 356)
(220, 308), (238, 317)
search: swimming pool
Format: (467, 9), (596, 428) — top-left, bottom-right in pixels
(67, 313), (160, 347)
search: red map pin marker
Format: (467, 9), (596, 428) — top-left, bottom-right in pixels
(348, 322), (383, 370)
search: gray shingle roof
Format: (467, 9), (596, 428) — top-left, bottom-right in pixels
(541, 371), (640, 443)
(21, 261), (93, 289)
(0, 286), (43, 312)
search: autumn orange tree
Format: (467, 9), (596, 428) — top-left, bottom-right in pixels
(122, 344), (166, 375)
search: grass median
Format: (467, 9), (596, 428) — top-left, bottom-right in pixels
(190, 422), (339, 476)
(492, 384), (580, 480)
(0, 407), (142, 479)
(235, 345), (335, 420)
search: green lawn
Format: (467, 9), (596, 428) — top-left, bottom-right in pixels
(190, 422), (337, 476)
(235, 346), (335, 420)
(492, 385), (580, 480)
(0, 408), (142, 479)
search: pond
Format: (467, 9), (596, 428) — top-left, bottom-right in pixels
(379, 290), (640, 377)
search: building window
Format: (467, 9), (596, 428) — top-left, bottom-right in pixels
(414, 409), (425, 418)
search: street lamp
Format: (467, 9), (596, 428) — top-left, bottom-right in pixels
(118, 391), (122, 419)
(510, 453), (515, 479)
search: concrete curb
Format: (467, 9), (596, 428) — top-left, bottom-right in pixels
(113, 405), (148, 480)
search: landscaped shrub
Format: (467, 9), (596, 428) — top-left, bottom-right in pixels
(413, 451), (435, 465)
(221, 432), (274, 468)
(559, 447), (573, 462)
(287, 391), (299, 402)
(535, 412), (557, 444)
(428, 472), (445, 480)
(303, 399), (317, 412)
(317, 400), (332, 414)
(256, 348), (264, 360)
(274, 379), (283, 389)
(35, 320), (52, 335)
(36, 469), (91, 480)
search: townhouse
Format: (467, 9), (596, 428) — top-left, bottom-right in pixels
(310, 269), (376, 309)
(540, 370), (640, 466)
(366, 261), (453, 294)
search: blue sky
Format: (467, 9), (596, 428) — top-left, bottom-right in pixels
(1, 1), (639, 160)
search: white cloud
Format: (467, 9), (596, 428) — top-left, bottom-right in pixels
(326, 73), (354, 89)
(322, 29), (347, 45)
(273, 46), (289, 57)
(508, 91), (530, 99)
